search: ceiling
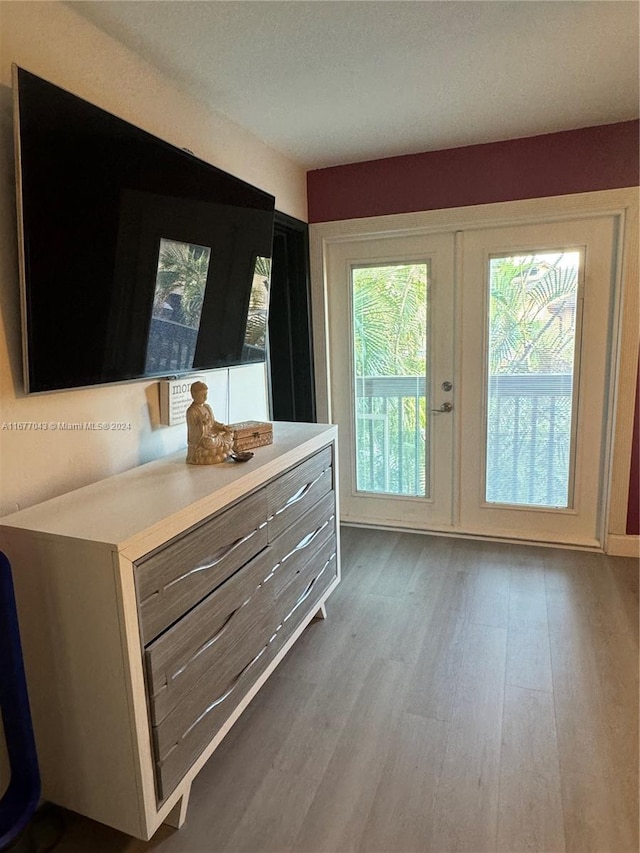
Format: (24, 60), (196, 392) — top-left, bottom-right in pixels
(69, 1), (639, 170)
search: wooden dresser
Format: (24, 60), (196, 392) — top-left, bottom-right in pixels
(0, 422), (339, 839)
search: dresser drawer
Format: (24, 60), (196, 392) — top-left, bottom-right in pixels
(268, 491), (335, 598)
(144, 545), (275, 726)
(153, 536), (338, 801)
(145, 491), (336, 726)
(272, 534), (338, 635)
(151, 512), (337, 799)
(267, 446), (333, 541)
(153, 620), (275, 800)
(136, 489), (268, 644)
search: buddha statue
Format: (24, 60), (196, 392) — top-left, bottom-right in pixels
(185, 381), (234, 464)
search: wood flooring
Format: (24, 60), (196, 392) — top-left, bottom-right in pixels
(45, 528), (640, 852)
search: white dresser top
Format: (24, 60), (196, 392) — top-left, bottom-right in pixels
(0, 421), (337, 560)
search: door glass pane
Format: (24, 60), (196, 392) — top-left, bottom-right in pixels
(352, 263), (429, 497)
(485, 251), (581, 507)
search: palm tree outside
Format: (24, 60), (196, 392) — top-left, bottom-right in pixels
(351, 252), (580, 507)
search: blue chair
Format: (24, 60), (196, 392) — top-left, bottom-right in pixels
(0, 551), (40, 849)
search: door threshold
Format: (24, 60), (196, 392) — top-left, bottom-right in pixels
(340, 520), (604, 553)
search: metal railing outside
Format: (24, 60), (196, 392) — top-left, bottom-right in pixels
(354, 374), (573, 507)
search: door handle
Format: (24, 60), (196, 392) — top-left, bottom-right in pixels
(431, 402), (453, 413)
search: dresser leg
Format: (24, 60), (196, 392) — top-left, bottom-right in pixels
(313, 603), (327, 621)
(164, 784), (191, 829)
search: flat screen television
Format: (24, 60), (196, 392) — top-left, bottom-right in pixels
(13, 66), (275, 394)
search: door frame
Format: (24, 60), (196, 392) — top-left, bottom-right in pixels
(309, 188), (639, 549)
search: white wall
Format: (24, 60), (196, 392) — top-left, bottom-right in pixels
(0, 0), (306, 798)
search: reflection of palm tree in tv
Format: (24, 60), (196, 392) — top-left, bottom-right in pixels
(152, 239), (210, 329)
(253, 255), (271, 285)
(244, 256), (271, 349)
(145, 239), (211, 374)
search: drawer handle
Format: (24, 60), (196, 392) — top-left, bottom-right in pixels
(163, 526), (264, 592)
(178, 645), (267, 742)
(274, 470), (328, 516)
(261, 515), (333, 585)
(285, 516), (333, 560)
(282, 554), (334, 625)
(171, 602), (247, 681)
(267, 553), (335, 644)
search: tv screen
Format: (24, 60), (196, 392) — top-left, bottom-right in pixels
(14, 67), (275, 394)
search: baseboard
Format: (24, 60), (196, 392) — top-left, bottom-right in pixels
(606, 534), (640, 557)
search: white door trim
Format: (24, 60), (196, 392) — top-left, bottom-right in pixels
(310, 187), (639, 545)
(606, 534), (640, 557)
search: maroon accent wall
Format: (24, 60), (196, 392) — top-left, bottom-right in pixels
(307, 121), (639, 223)
(627, 362), (640, 536)
(307, 120), (640, 537)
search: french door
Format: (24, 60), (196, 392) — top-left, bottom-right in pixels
(326, 233), (455, 528)
(325, 215), (618, 547)
(458, 217), (616, 546)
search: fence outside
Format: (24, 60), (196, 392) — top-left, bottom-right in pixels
(355, 373), (573, 507)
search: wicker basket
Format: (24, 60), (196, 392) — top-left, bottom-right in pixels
(228, 420), (273, 452)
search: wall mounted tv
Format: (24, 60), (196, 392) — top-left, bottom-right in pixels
(13, 66), (275, 394)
